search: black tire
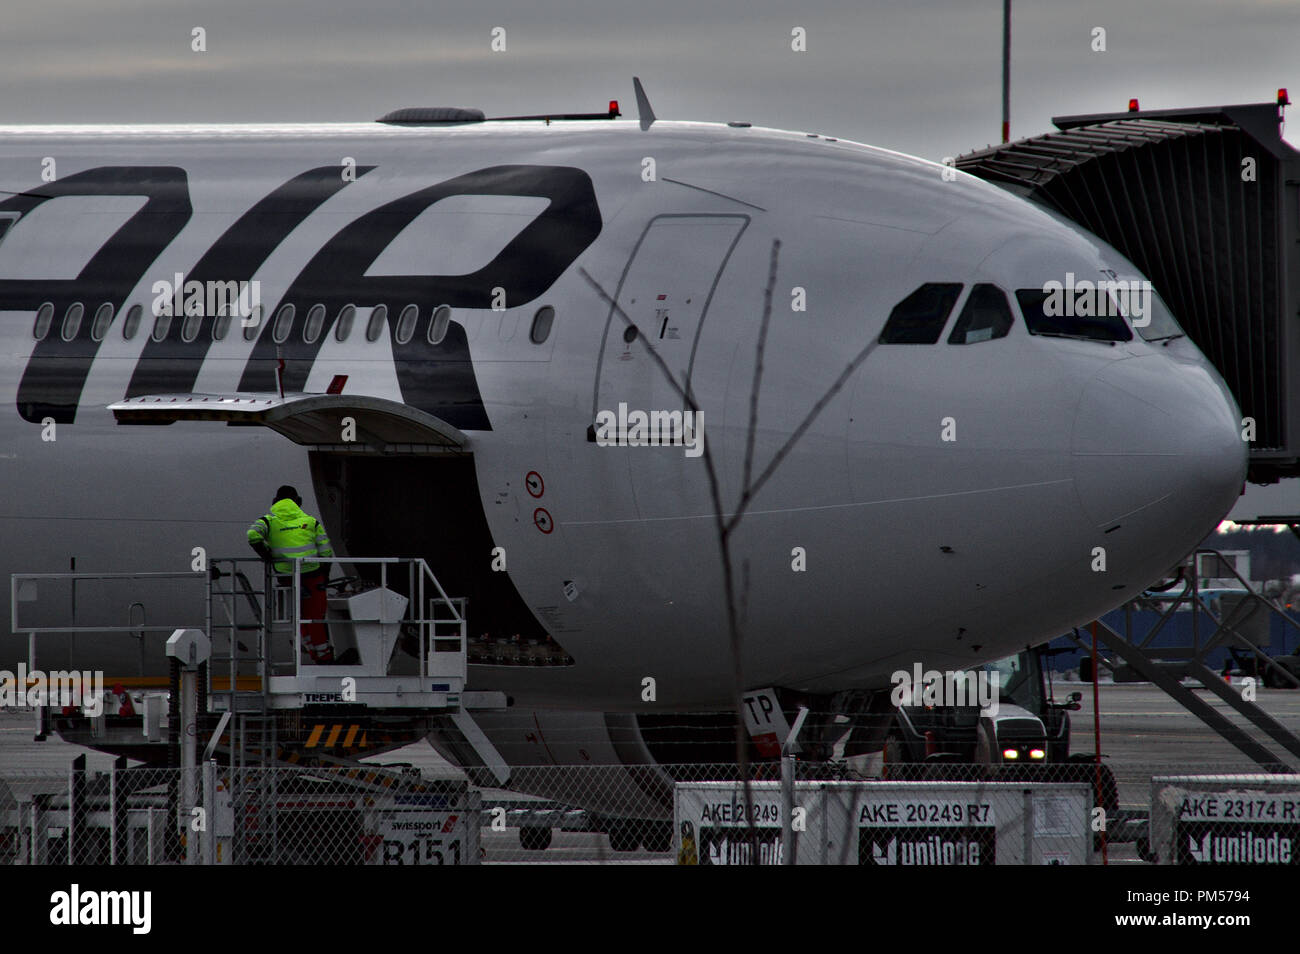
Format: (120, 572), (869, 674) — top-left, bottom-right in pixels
(1065, 755), (1119, 812)
(519, 826), (552, 851)
(1135, 837), (1157, 863)
(883, 733), (910, 765)
(1064, 755), (1119, 850)
(641, 821), (672, 853)
(1266, 660), (1300, 689)
(607, 821), (641, 852)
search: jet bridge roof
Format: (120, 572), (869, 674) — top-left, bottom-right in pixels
(956, 101), (1300, 483)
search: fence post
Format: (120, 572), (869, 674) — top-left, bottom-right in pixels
(68, 754), (86, 865)
(781, 706), (809, 866)
(1022, 788), (1034, 864)
(202, 759), (216, 865)
(108, 761), (117, 866)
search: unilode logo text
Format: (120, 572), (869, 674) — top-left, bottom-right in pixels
(1041, 272), (1152, 326)
(702, 831), (783, 865)
(1188, 830), (1294, 864)
(50, 884), (151, 934)
(869, 835), (985, 866)
(889, 664), (1000, 716)
(0, 665), (104, 716)
(593, 403), (704, 458)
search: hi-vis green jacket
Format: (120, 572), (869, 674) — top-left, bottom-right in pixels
(247, 499), (333, 575)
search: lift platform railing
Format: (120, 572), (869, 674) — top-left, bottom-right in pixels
(289, 555), (467, 682)
(11, 569), (209, 696)
(11, 569), (208, 741)
(10, 557), (467, 701)
(207, 556), (468, 710)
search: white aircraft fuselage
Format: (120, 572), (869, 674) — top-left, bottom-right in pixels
(0, 118), (1246, 713)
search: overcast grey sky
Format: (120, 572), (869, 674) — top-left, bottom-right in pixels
(3, 0), (1296, 160)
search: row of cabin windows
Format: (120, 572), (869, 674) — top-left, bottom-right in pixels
(31, 302), (558, 346)
(879, 282), (1136, 345)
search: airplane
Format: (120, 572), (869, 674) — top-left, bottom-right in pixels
(0, 82), (1246, 822)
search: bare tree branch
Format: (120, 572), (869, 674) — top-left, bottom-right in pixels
(740, 240), (781, 516)
(738, 334), (882, 515)
(579, 240), (876, 864)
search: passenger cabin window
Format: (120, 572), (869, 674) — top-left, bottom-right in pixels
(181, 312), (202, 343)
(879, 283), (963, 344)
(90, 303), (114, 341)
(366, 304), (387, 342)
(243, 306), (262, 341)
(428, 305), (450, 346)
(948, 284), (1013, 344)
(33, 302), (55, 340)
(530, 306), (555, 344)
(61, 303), (84, 341)
(212, 313), (231, 341)
(122, 304), (142, 340)
(303, 304), (326, 343)
(271, 304), (295, 344)
(395, 304), (418, 345)
(334, 305), (356, 342)
(151, 312), (171, 343)
(1016, 287), (1133, 342)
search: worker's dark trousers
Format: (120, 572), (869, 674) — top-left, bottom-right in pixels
(281, 569), (332, 663)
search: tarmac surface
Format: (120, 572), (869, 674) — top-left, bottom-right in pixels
(5, 678), (1300, 864)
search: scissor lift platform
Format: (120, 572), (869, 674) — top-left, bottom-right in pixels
(207, 556), (474, 713)
(12, 557), (509, 777)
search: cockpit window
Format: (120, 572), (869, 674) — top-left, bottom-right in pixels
(879, 283), (963, 344)
(948, 284), (1013, 344)
(1117, 283), (1184, 342)
(1015, 287), (1133, 342)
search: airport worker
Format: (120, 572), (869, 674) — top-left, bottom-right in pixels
(248, 485), (336, 664)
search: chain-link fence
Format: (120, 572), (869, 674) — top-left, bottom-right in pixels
(4, 758), (1297, 864)
(0, 763), (479, 866)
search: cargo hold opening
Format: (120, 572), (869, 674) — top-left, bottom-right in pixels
(310, 454), (569, 666)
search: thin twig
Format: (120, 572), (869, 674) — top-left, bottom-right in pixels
(740, 240), (781, 518)
(579, 239), (875, 865)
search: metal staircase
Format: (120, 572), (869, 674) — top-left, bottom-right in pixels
(1071, 548), (1300, 771)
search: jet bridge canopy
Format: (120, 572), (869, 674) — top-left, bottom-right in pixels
(956, 100), (1300, 483)
(108, 392), (468, 454)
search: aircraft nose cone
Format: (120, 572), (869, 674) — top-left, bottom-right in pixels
(1072, 356), (1245, 530)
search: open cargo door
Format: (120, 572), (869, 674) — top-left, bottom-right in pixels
(108, 392), (467, 453)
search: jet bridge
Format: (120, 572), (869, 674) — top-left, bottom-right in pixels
(956, 96), (1300, 483)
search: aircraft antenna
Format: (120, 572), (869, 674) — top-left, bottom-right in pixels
(633, 76), (655, 131)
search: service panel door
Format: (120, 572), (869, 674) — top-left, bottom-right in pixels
(594, 213), (748, 417)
